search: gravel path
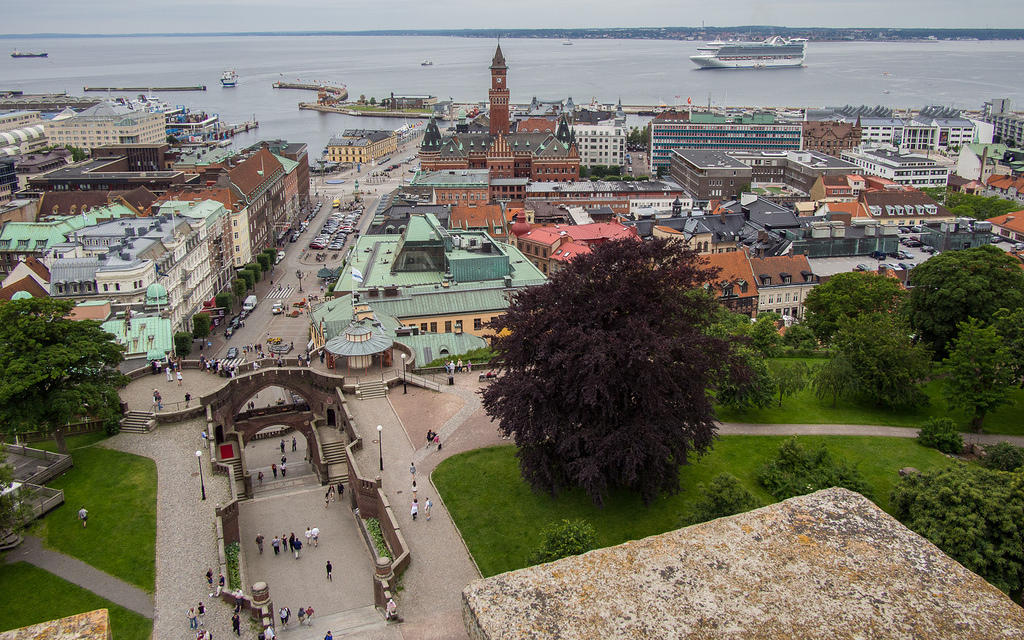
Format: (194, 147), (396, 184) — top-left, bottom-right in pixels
(104, 418), (242, 639)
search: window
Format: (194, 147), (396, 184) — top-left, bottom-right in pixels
(429, 322), (437, 333)
(474, 318), (483, 330)
(420, 322), (428, 332)
(444, 320), (452, 332)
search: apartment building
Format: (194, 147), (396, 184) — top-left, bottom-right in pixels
(326, 129), (398, 165)
(46, 101), (165, 151)
(841, 147), (949, 188)
(650, 110), (803, 170)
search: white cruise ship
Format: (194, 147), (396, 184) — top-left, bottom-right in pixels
(690, 36), (807, 69)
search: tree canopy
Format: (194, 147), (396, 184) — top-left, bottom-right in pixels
(942, 318), (1016, 430)
(0, 298), (126, 452)
(683, 472), (759, 526)
(891, 465), (1024, 600)
(481, 237), (745, 506)
(802, 271), (906, 344)
(831, 312), (931, 408)
(906, 245), (1024, 356)
(758, 437), (872, 501)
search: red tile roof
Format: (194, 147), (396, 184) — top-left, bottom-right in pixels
(229, 148), (283, 197)
(702, 250), (759, 298)
(0, 276), (49, 301)
(519, 222), (637, 247)
(748, 254), (814, 286)
(450, 204), (508, 236)
(987, 174), (1024, 192)
(516, 117), (557, 134)
(550, 240), (592, 262)
(986, 211), (1024, 235)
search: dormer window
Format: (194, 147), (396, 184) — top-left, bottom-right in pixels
(738, 280), (748, 294)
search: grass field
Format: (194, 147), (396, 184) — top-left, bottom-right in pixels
(434, 436), (956, 577)
(29, 436), (157, 592)
(0, 563), (152, 640)
(716, 358), (1024, 435)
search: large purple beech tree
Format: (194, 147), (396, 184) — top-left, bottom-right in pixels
(481, 238), (748, 506)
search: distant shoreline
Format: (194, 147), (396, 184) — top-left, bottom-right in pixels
(2, 28), (1023, 41)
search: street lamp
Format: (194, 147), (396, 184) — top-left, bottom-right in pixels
(400, 353), (407, 394)
(377, 424), (383, 472)
(196, 450), (206, 501)
(296, 269), (304, 293)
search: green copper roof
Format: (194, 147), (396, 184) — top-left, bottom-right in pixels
(102, 313), (173, 359)
(0, 203), (136, 252)
(272, 153), (299, 174)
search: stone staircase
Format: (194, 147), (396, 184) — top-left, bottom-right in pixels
(356, 379), (386, 400)
(119, 411), (154, 434)
(222, 457), (244, 481)
(321, 440), (350, 485)
(296, 604), (387, 639)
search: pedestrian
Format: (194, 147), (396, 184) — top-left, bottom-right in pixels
(255, 533), (264, 554)
(217, 573), (225, 596)
(293, 537), (302, 559)
(166, 366), (173, 382)
(197, 601), (206, 625)
(411, 498), (418, 520)
(280, 606), (290, 628)
(324, 491), (331, 509)
(297, 607), (306, 626)
(272, 535), (280, 555)
(281, 461), (287, 477)
(271, 463), (278, 478)
(232, 613), (241, 636)
(311, 526), (319, 547)
(412, 479), (417, 497)
(385, 598), (398, 621)
(409, 462), (416, 477)
(292, 436), (297, 452)
(425, 497), (433, 521)
(305, 527), (312, 548)
(305, 606), (314, 625)
(258, 470), (264, 486)
(467, 360), (472, 373)
(324, 632), (333, 640)
(337, 482), (344, 497)
(188, 607), (198, 630)
(326, 560), (332, 581)
(426, 430), (434, 446)
(457, 359), (463, 372)
(281, 455), (287, 466)
(78, 506), (88, 528)
(435, 434), (442, 451)
(177, 370), (184, 386)
(185, 392), (192, 408)
(288, 532), (295, 551)
(206, 568), (214, 588)
(280, 439), (286, 454)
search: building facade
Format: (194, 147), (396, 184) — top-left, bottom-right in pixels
(46, 102), (165, 151)
(841, 148), (949, 188)
(749, 254), (817, 320)
(801, 120), (862, 157)
(326, 129), (398, 165)
(650, 110), (803, 170)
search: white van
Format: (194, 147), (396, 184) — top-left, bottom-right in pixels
(276, 250), (286, 264)
(242, 295), (258, 313)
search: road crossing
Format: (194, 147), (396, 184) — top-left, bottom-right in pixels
(267, 285), (297, 299)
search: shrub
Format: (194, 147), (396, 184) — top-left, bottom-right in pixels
(256, 254), (271, 272)
(192, 313), (211, 340)
(173, 332), (193, 358)
(530, 519), (597, 565)
(683, 473), (759, 526)
(224, 542), (240, 589)
(980, 441), (1024, 472)
(365, 517), (392, 560)
(758, 437), (872, 501)
(916, 417), (963, 455)
(215, 291), (233, 311)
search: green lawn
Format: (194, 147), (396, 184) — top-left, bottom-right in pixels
(0, 563), (152, 640)
(29, 439), (157, 592)
(434, 436), (955, 577)
(716, 358), (1024, 435)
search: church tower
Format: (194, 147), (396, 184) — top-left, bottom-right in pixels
(489, 44), (510, 137)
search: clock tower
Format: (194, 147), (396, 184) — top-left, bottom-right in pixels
(489, 43), (510, 137)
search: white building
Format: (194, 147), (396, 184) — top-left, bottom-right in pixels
(841, 147), (949, 188)
(571, 107), (627, 169)
(815, 106), (984, 153)
(46, 102), (165, 151)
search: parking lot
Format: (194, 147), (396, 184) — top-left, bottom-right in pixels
(808, 227), (941, 278)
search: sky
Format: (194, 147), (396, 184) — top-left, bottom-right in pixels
(3, 0), (1022, 34)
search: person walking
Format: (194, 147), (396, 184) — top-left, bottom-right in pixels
(324, 632), (333, 640)
(434, 433), (442, 451)
(185, 392), (192, 408)
(293, 537), (302, 559)
(311, 526), (319, 547)
(196, 602), (206, 626)
(425, 497), (433, 521)
(258, 470), (264, 486)
(188, 607), (198, 630)
(291, 436), (297, 452)
(305, 527), (312, 549)
(280, 439), (286, 454)
(305, 606), (314, 626)
(409, 462), (416, 478)
(255, 533), (264, 554)
(232, 613), (241, 636)
(337, 482), (344, 498)
(206, 568), (214, 589)
(297, 607), (306, 626)
(272, 535), (280, 555)
(177, 370), (184, 386)
(281, 461), (287, 477)
(78, 506), (88, 528)
(385, 598), (398, 621)
(324, 488), (332, 508)
(166, 365), (173, 382)
(216, 573), (225, 596)
(279, 606), (290, 628)
(271, 463), (278, 478)
(326, 560), (333, 581)
(411, 498), (419, 521)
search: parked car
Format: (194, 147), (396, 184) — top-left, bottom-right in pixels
(897, 250), (913, 260)
(309, 240), (326, 249)
(272, 302), (284, 315)
(226, 347), (239, 359)
(898, 262), (914, 271)
(854, 263), (871, 271)
(1015, 242), (1024, 252)
(921, 246), (937, 254)
(869, 250), (887, 260)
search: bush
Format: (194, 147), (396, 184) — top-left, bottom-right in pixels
(215, 292), (233, 311)
(224, 542), (240, 589)
(683, 473), (759, 526)
(758, 437), (872, 500)
(980, 442), (1024, 472)
(424, 347), (495, 368)
(256, 254), (271, 272)
(231, 278), (247, 299)
(365, 517), (392, 560)
(238, 270), (255, 290)
(173, 332), (193, 358)
(192, 313), (211, 340)
(530, 519), (596, 565)
(916, 418), (963, 455)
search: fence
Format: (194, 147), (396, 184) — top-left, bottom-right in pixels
(2, 444), (74, 485)
(21, 484), (65, 521)
(12, 419), (106, 443)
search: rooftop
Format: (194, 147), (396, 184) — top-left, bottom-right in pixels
(411, 169), (490, 188)
(462, 488), (1024, 640)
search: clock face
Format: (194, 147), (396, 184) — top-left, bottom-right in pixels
(497, 78), (503, 84)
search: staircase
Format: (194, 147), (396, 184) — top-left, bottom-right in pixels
(223, 457), (244, 481)
(119, 411), (154, 434)
(321, 440), (350, 485)
(356, 379), (386, 400)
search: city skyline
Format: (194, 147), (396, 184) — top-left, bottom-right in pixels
(3, 0), (1023, 35)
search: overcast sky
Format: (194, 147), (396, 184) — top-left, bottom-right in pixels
(4, 0), (1021, 34)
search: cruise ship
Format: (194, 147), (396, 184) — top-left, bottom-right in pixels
(690, 36), (807, 69)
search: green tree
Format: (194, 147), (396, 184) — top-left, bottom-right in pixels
(0, 451), (34, 541)
(981, 442), (1024, 472)
(802, 271), (906, 344)
(916, 417), (963, 454)
(683, 473), (759, 525)
(244, 262), (263, 278)
(758, 437), (873, 501)
(192, 313), (211, 340)
(750, 312), (781, 357)
(950, 204), (974, 218)
(907, 245), (1024, 356)
(238, 269), (255, 290)
(716, 346), (775, 410)
(369, 96), (377, 105)
(173, 332), (193, 358)
(992, 307), (1024, 385)
(812, 353), (854, 408)
(782, 323), (817, 353)
(832, 313), (931, 408)
(891, 465), (1024, 600)
(942, 318), (1016, 431)
(256, 253), (271, 272)
(530, 519), (597, 565)
(231, 278), (247, 300)
(768, 359), (810, 407)
(942, 191), (1021, 221)
(480, 238), (748, 505)
(64, 145), (88, 162)
(0, 298), (126, 453)
(215, 291), (233, 311)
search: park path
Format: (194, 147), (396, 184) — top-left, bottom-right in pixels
(103, 418), (240, 640)
(4, 535), (154, 618)
(718, 422), (1024, 446)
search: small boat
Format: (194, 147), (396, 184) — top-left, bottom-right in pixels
(563, 39), (573, 46)
(220, 70), (238, 87)
(420, 60), (433, 66)
(11, 50), (48, 58)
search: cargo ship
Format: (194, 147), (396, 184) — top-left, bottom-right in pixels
(11, 50), (48, 58)
(690, 36), (806, 69)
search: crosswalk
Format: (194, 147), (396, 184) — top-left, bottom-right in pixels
(267, 286), (297, 299)
(219, 357), (246, 369)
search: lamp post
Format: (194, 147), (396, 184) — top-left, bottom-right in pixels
(377, 424), (383, 472)
(196, 450), (206, 501)
(296, 269), (304, 293)
(401, 353), (407, 394)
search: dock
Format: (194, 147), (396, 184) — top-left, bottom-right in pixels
(222, 120), (259, 136)
(84, 85), (207, 92)
(0, 93), (101, 111)
(274, 82), (348, 101)
(298, 103), (431, 119)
